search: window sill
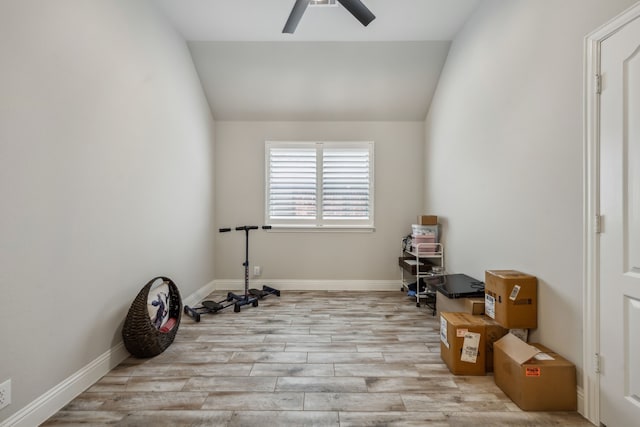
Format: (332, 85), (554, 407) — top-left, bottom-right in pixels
(266, 225), (375, 233)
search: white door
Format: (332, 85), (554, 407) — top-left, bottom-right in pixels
(599, 11), (640, 427)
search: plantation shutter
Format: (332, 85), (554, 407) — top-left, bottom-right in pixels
(267, 145), (317, 220)
(322, 146), (371, 220)
(266, 141), (374, 228)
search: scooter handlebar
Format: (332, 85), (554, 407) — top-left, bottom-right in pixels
(221, 225), (270, 232)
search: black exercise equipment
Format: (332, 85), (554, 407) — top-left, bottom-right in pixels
(249, 285), (281, 300)
(221, 225), (280, 312)
(183, 292), (237, 322)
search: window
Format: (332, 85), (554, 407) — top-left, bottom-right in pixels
(265, 141), (374, 229)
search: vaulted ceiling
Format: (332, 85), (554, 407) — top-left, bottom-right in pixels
(153, 0), (480, 120)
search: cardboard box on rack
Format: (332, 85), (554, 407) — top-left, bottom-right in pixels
(439, 312), (486, 375)
(418, 215), (438, 225)
(493, 333), (577, 411)
(484, 270), (537, 329)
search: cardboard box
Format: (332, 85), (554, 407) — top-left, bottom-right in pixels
(466, 298), (485, 315)
(485, 270), (537, 329)
(439, 312), (486, 375)
(481, 316), (509, 372)
(509, 328), (529, 342)
(418, 215), (438, 225)
(439, 312), (508, 374)
(493, 334), (576, 411)
(436, 295), (484, 316)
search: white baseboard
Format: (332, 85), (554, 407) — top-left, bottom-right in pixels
(0, 280), (218, 427)
(0, 343), (129, 427)
(182, 279), (216, 307)
(211, 279), (401, 292)
(577, 386), (585, 419)
(0, 278), (434, 427)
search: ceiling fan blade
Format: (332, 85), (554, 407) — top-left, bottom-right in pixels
(337, 0), (376, 27)
(283, 0), (311, 33)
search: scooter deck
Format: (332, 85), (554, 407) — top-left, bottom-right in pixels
(183, 293), (236, 322)
(230, 294), (259, 312)
(249, 285), (281, 299)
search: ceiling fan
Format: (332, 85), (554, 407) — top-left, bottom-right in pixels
(283, 0), (376, 34)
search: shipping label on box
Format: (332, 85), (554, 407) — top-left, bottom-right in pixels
(485, 293), (496, 319)
(533, 352), (555, 361)
(509, 285), (521, 300)
(440, 316), (449, 348)
(461, 332), (481, 363)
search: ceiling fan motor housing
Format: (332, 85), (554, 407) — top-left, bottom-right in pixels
(309, 0), (338, 6)
(283, 0), (375, 34)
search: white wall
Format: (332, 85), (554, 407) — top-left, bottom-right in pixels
(0, 0), (215, 423)
(188, 41), (451, 121)
(214, 121), (424, 285)
(424, 0), (638, 388)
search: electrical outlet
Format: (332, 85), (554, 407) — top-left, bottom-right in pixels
(253, 266), (261, 276)
(0, 379), (11, 410)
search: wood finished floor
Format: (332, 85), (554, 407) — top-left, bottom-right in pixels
(43, 291), (592, 426)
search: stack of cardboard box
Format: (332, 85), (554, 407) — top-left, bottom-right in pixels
(412, 216), (440, 253)
(439, 270), (577, 411)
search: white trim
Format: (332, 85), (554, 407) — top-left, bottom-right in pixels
(0, 343), (129, 427)
(583, 29), (601, 426)
(267, 225), (375, 232)
(182, 279), (216, 307)
(212, 279), (401, 292)
(0, 280), (218, 427)
(577, 386), (585, 417)
(264, 140), (375, 229)
(583, 3), (640, 424)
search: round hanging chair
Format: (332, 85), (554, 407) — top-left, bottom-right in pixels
(122, 276), (182, 358)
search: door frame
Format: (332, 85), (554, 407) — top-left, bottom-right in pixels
(583, 2), (640, 425)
